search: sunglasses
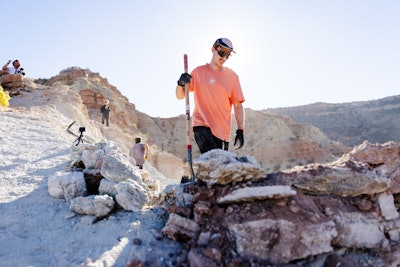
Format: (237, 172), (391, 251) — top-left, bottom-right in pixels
(216, 47), (231, 59)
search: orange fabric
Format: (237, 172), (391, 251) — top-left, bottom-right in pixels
(188, 64), (245, 141)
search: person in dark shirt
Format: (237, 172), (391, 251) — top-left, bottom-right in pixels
(100, 100), (110, 127)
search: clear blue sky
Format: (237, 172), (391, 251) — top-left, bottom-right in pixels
(4, 1), (400, 118)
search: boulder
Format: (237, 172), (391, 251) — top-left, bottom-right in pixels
(1, 74), (24, 91)
(194, 149), (267, 185)
(100, 145), (143, 184)
(48, 171), (87, 201)
(70, 194), (115, 217)
(114, 179), (149, 212)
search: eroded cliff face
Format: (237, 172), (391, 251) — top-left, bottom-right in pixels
(36, 67), (349, 178)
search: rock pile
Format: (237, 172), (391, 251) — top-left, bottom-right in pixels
(47, 142), (166, 220)
(162, 142), (400, 266)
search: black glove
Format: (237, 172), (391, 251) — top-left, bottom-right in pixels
(177, 73), (192, 87)
(234, 129), (244, 149)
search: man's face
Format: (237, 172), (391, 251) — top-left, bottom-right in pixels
(13, 61), (20, 68)
(215, 46), (232, 59)
(212, 46), (231, 67)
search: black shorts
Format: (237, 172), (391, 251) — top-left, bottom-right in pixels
(193, 126), (229, 154)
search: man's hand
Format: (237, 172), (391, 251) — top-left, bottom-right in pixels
(234, 129), (244, 149)
(177, 73), (191, 87)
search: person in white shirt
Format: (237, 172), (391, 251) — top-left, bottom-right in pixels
(2, 60), (25, 75)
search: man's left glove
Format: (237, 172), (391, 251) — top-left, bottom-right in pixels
(234, 129), (244, 149)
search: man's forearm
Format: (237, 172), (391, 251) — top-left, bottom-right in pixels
(234, 103), (244, 130)
(175, 85), (185, 99)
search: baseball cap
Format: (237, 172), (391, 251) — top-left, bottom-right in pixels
(214, 38), (235, 53)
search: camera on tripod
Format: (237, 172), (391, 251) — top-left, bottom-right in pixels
(74, 126), (86, 146)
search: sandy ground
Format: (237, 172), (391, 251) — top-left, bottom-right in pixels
(0, 95), (181, 266)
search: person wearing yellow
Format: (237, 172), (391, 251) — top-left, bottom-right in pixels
(0, 86), (10, 107)
(176, 38), (245, 154)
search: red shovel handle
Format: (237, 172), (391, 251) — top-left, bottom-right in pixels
(184, 54), (188, 73)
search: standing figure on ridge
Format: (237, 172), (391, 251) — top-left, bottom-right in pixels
(100, 100), (111, 127)
(129, 137), (149, 169)
(175, 38), (245, 154)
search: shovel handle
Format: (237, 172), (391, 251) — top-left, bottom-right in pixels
(184, 54), (188, 73)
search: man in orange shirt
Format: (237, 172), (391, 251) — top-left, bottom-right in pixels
(176, 38), (245, 154)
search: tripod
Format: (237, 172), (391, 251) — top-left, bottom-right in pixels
(74, 131), (84, 146)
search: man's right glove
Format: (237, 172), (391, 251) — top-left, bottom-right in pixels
(177, 73), (192, 87)
(234, 129), (244, 149)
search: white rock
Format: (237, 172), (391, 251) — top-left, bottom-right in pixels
(99, 178), (117, 197)
(81, 148), (104, 169)
(48, 171), (87, 201)
(70, 143), (94, 166)
(115, 179), (149, 212)
(70, 194), (115, 217)
(101, 145), (143, 184)
(333, 211), (387, 249)
(140, 169), (160, 194)
(378, 193), (399, 221)
(217, 185), (296, 204)
(48, 171), (65, 199)
(194, 149), (267, 185)
(59, 171), (87, 201)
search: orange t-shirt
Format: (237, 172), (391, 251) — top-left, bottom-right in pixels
(189, 64), (245, 141)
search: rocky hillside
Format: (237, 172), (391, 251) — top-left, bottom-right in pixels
(264, 95), (400, 147)
(153, 110), (349, 172)
(35, 67), (185, 179)
(32, 67), (349, 176)
(4, 69), (400, 266)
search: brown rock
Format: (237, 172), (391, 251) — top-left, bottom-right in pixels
(79, 88), (104, 108)
(202, 247), (222, 262)
(167, 204), (191, 218)
(162, 213), (200, 242)
(1, 74), (24, 90)
(193, 201), (212, 224)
